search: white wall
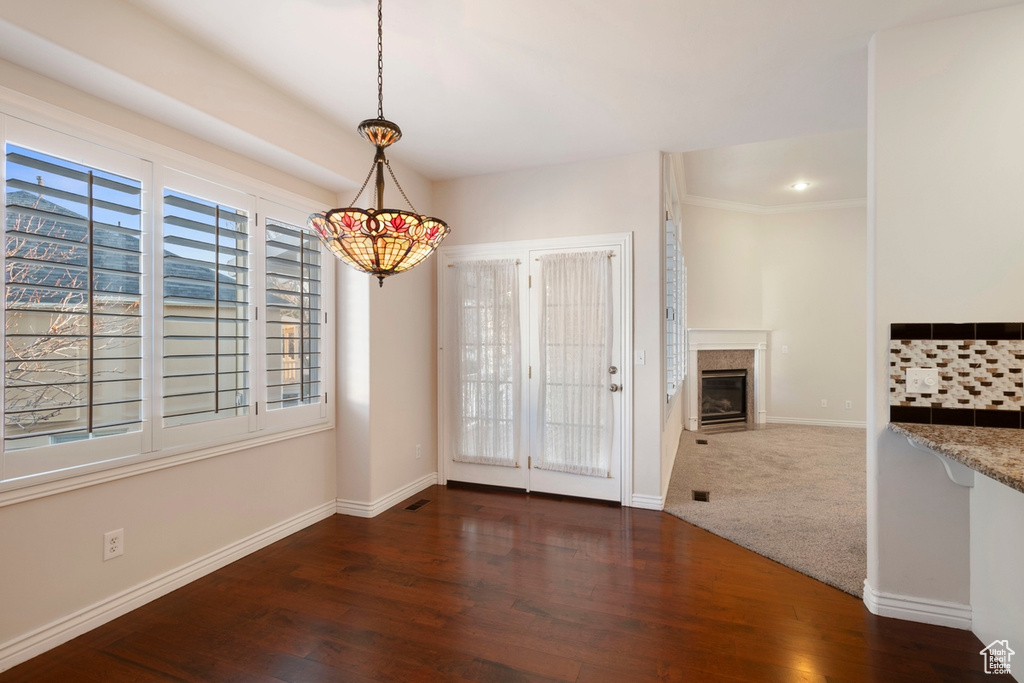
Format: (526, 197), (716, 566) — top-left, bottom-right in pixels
(336, 260), (439, 508)
(679, 204), (763, 330)
(368, 262), (439, 501)
(760, 209), (866, 422)
(661, 393), (685, 500)
(434, 152), (665, 501)
(870, 2), (1024, 648)
(678, 203), (867, 424)
(0, 432), (335, 652)
(971, 476), (1024, 668)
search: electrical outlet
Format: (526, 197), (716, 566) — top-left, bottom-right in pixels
(845, 400), (852, 410)
(906, 367), (939, 394)
(415, 443), (422, 459)
(781, 345), (789, 354)
(103, 529), (124, 561)
(820, 399), (828, 408)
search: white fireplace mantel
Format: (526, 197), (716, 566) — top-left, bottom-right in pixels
(685, 329), (770, 431)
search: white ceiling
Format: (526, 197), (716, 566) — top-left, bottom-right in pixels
(126, 0), (1016, 180)
(680, 129), (868, 207)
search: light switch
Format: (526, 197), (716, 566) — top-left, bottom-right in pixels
(635, 350), (646, 365)
(906, 368), (939, 394)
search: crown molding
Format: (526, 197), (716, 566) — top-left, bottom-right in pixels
(681, 194), (867, 215)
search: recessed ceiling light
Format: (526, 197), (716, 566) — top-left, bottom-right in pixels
(791, 181), (811, 191)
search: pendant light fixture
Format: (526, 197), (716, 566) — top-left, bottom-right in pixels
(308, 0), (450, 287)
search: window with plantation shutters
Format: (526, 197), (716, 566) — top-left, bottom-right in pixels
(0, 116), (333, 490)
(162, 190), (250, 427)
(265, 219), (321, 411)
(4, 145), (143, 451)
(665, 215), (685, 402)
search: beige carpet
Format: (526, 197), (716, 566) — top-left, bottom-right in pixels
(664, 424), (866, 597)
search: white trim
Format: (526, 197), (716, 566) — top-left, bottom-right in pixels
(682, 194), (867, 215)
(630, 493), (664, 511)
(439, 233), (633, 260)
(863, 579), (973, 630)
(620, 235), (634, 506)
(0, 499), (336, 674)
(0, 422), (333, 508)
(336, 472), (438, 518)
(767, 416), (868, 429)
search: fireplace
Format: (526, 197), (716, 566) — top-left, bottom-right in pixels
(701, 369), (748, 425)
(685, 329), (768, 432)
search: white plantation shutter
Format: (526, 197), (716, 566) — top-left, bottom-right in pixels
(265, 219), (322, 410)
(4, 145), (143, 451)
(536, 251), (612, 477)
(665, 215), (685, 401)
(162, 190), (250, 427)
(448, 259), (520, 467)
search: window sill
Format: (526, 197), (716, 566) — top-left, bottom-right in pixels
(0, 420), (334, 508)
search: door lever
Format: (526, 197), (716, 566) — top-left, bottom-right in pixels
(609, 383), (621, 392)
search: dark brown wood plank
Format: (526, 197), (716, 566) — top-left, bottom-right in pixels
(0, 485), (1005, 682)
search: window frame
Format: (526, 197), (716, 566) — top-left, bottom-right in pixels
(0, 109), (335, 496)
(3, 117), (153, 480)
(155, 169), (258, 451)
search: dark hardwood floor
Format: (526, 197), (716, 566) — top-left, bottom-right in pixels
(1, 485), (1002, 682)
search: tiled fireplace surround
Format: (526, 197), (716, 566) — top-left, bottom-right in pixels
(890, 322), (1024, 429)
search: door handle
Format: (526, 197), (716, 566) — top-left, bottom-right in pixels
(609, 383), (621, 393)
(609, 366), (618, 375)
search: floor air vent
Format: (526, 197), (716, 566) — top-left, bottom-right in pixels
(696, 439), (708, 445)
(405, 499), (431, 511)
(692, 491), (710, 502)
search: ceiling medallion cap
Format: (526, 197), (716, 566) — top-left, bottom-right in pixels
(358, 118), (402, 148)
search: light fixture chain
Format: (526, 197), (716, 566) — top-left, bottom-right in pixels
(349, 161), (376, 206)
(384, 159), (418, 214)
(377, 0), (384, 119)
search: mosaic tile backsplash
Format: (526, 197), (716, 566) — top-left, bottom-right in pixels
(889, 322), (1024, 429)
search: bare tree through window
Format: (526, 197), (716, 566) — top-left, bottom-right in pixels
(4, 146), (142, 450)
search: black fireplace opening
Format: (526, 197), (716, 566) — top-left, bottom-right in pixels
(701, 369), (747, 425)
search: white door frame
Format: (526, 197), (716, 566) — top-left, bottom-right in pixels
(436, 232), (633, 506)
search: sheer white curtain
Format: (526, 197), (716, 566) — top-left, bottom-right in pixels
(537, 251), (613, 477)
(448, 259), (520, 466)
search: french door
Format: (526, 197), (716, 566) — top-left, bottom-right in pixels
(439, 235), (629, 502)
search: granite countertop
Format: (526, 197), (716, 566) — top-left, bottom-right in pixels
(889, 422), (1024, 494)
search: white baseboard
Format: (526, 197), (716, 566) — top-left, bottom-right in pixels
(767, 416), (867, 429)
(336, 472), (438, 518)
(0, 499), (337, 674)
(863, 580), (972, 630)
(630, 493), (664, 511)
